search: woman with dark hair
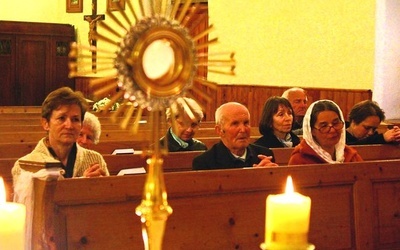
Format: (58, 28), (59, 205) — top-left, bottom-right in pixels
(254, 96), (300, 148)
(288, 100), (363, 165)
(346, 100), (400, 145)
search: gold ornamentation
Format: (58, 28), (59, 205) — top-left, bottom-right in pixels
(68, 1), (235, 249)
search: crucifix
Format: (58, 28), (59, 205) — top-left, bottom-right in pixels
(84, 0), (105, 72)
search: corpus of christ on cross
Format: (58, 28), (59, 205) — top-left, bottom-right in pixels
(84, 0), (105, 72)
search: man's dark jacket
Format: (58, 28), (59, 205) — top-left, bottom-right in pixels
(192, 141), (275, 170)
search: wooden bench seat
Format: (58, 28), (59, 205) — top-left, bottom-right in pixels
(0, 106), (42, 113)
(0, 141), (151, 158)
(0, 121), (218, 133)
(0, 112), (220, 128)
(0, 136), (254, 159)
(2, 144), (399, 202)
(0, 117), (143, 126)
(0, 126), (260, 144)
(26, 159), (400, 249)
(272, 143), (400, 165)
(103, 151), (204, 175)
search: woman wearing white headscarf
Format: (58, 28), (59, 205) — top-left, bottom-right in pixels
(288, 100), (363, 165)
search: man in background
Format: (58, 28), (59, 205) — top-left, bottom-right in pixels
(282, 87), (308, 135)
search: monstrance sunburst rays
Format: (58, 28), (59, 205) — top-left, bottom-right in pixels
(68, 0), (235, 249)
(69, 0), (235, 135)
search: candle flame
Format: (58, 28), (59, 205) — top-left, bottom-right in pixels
(0, 177), (6, 203)
(285, 175), (295, 194)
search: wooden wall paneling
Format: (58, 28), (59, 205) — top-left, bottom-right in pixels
(0, 21), (75, 105)
(17, 35), (50, 105)
(373, 180), (400, 248)
(345, 91), (356, 120)
(303, 88), (317, 104)
(52, 36), (75, 91)
(188, 3), (208, 79)
(75, 77), (95, 100)
(0, 34), (16, 105)
(76, 81), (372, 127)
(332, 90), (348, 118)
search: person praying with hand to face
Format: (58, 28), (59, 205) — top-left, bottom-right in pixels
(346, 100), (400, 145)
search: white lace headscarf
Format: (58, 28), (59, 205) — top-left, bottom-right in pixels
(302, 100), (346, 163)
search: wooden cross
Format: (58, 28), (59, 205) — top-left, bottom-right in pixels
(84, 0), (105, 72)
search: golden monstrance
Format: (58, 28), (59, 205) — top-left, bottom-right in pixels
(69, 0), (235, 249)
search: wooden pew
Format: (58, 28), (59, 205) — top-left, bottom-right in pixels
(0, 121), (217, 133)
(0, 131), (156, 143)
(0, 106), (42, 113)
(0, 126), (259, 143)
(28, 159), (400, 249)
(0, 141), (152, 158)
(0, 116), (144, 126)
(0, 123), (148, 132)
(0, 112), (217, 129)
(0, 139), (395, 166)
(103, 151), (204, 175)
(3, 143), (399, 202)
(0, 135), (253, 158)
(0, 151), (204, 201)
(271, 144), (400, 165)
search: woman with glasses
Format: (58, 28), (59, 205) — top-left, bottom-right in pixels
(160, 97), (207, 152)
(288, 100), (363, 165)
(254, 96), (300, 148)
(346, 100), (400, 145)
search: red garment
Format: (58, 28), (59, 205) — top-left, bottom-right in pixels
(288, 139), (363, 165)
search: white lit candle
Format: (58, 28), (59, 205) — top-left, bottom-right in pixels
(263, 176), (312, 250)
(0, 177), (26, 250)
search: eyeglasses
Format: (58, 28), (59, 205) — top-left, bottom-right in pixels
(314, 121), (344, 134)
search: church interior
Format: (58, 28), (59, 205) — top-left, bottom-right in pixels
(0, 1), (400, 249)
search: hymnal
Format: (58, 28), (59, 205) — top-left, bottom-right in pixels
(112, 148), (134, 155)
(117, 167), (146, 176)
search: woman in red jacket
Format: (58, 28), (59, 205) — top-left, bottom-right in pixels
(288, 100), (363, 165)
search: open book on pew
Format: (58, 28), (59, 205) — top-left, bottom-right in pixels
(112, 148), (135, 155)
(117, 167), (146, 176)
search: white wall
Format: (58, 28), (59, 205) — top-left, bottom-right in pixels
(374, 0), (400, 120)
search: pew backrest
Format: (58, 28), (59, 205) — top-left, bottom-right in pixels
(30, 159), (400, 249)
(271, 144), (400, 165)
